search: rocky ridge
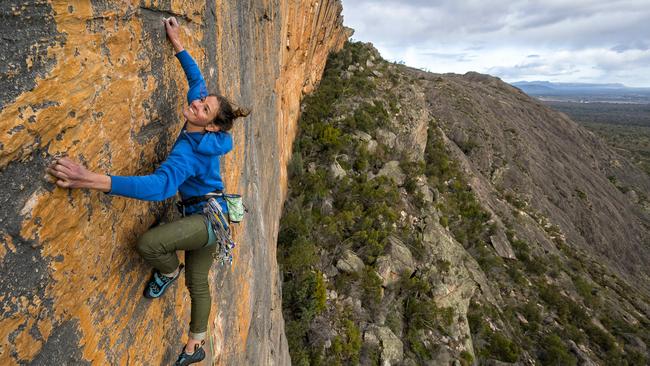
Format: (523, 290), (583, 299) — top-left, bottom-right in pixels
(0, 1), (349, 364)
(278, 42), (650, 365)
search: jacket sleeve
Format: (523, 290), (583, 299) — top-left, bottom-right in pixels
(175, 50), (209, 104)
(107, 143), (197, 201)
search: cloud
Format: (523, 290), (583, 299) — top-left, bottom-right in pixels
(485, 48), (650, 85)
(341, 0), (650, 86)
(418, 51), (474, 62)
(611, 41), (650, 53)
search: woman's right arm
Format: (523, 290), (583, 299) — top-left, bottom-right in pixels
(47, 158), (112, 192)
(48, 142), (197, 201)
(164, 17), (208, 104)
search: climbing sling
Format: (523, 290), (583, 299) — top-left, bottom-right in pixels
(203, 197), (236, 265)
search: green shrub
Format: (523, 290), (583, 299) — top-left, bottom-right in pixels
(584, 322), (617, 354)
(360, 343), (381, 366)
(539, 334), (577, 366)
(573, 275), (598, 307)
(361, 266), (383, 317)
(459, 350), (474, 366)
(574, 188), (587, 200)
(329, 318), (362, 365)
(285, 319), (311, 365)
(507, 264), (526, 285)
(520, 301), (542, 324)
(487, 331), (520, 362)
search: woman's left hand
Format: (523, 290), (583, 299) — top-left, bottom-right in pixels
(163, 17), (184, 53)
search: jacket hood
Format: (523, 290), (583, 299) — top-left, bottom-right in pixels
(182, 130), (232, 156)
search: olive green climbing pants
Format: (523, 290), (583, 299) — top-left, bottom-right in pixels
(136, 214), (216, 340)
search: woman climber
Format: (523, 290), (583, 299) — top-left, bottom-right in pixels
(47, 17), (249, 366)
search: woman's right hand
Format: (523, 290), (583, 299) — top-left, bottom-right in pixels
(164, 17), (184, 53)
(47, 157), (112, 192)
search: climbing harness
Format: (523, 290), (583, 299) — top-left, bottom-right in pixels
(177, 191), (248, 265)
(176, 191), (223, 217)
(177, 192), (247, 223)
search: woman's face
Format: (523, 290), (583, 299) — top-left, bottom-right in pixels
(183, 96), (220, 126)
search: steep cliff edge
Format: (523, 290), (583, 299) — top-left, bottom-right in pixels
(0, 1), (349, 365)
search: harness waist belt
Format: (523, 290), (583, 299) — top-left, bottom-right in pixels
(178, 191), (223, 207)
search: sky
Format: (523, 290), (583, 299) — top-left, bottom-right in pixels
(341, 0), (650, 87)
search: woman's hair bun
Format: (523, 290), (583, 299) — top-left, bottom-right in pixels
(234, 107), (251, 118)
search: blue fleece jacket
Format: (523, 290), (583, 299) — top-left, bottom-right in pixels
(108, 50), (231, 213)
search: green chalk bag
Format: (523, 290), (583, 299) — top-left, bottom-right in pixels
(224, 194), (246, 223)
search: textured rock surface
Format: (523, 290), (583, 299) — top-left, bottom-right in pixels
(418, 70), (650, 290)
(336, 249), (365, 274)
(0, 0), (349, 364)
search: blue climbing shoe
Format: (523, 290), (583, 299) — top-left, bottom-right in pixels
(174, 341), (205, 366)
(143, 264), (184, 299)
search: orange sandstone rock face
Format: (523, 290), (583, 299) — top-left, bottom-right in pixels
(0, 1), (349, 364)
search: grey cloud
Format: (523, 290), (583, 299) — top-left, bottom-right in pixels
(344, 0), (650, 49)
(419, 51), (474, 62)
(487, 61), (580, 80)
(611, 41), (650, 53)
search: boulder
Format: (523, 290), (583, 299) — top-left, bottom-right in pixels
(400, 359), (418, 366)
(375, 129), (397, 149)
(489, 228), (516, 259)
(308, 161), (317, 173)
(336, 250), (365, 274)
(376, 256), (395, 287)
(376, 237), (414, 287)
(324, 264), (339, 278)
(568, 340), (598, 366)
(320, 196), (334, 216)
(387, 236), (415, 269)
(366, 326), (403, 366)
(330, 160), (346, 180)
(353, 130), (372, 142)
(415, 175), (434, 203)
(484, 360), (520, 366)
(363, 328), (380, 347)
(377, 161), (405, 186)
(367, 139), (379, 154)
(425, 339), (454, 365)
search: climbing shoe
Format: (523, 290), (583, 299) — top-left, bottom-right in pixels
(174, 341), (205, 366)
(143, 264), (184, 299)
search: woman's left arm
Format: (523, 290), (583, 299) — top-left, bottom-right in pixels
(164, 17), (208, 103)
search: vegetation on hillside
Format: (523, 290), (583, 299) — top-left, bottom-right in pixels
(544, 101), (650, 127)
(278, 41), (650, 365)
